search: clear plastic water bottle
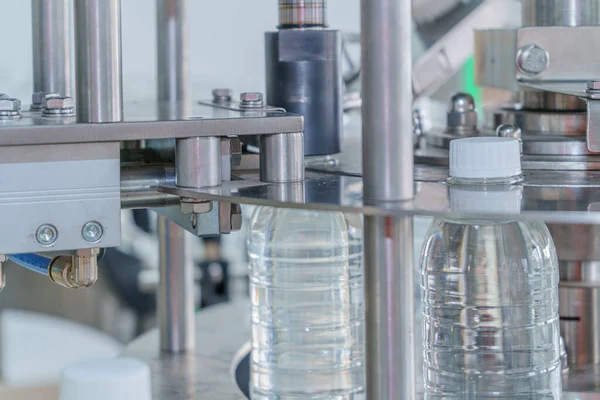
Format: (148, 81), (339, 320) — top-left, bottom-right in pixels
(420, 137), (561, 399)
(248, 207), (365, 399)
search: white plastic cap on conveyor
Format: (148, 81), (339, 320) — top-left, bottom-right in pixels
(449, 137), (522, 179)
(59, 358), (152, 400)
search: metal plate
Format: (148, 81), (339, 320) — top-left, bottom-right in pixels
(0, 101), (303, 146)
(486, 107), (586, 137)
(517, 26), (600, 82)
(122, 302), (249, 400)
(155, 168), (600, 224)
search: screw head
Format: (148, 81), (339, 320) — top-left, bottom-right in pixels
(517, 45), (549, 75)
(240, 92), (263, 103)
(36, 224), (58, 246)
(32, 92), (59, 105)
(82, 221), (103, 243)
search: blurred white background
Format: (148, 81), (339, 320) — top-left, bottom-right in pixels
(0, 1), (360, 104)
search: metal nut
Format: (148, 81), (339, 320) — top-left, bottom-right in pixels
(588, 81), (600, 92)
(517, 45), (549, 75)
(240, 92), (263, 103)
(219, 203), (242, 233)
(180, 199), (213, 214)
(212, 88), (233, 103)
(32, 91), (59, 105)
(0, 98), (21, 112)
(42, 96), (75, 110)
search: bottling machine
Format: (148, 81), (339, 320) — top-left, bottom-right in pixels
(4, 0), (600, 398)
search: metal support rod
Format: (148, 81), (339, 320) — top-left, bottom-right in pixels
(32, 0), (73, 97)
(157, 217), (195, 353)
(74, 0), (123, 123)
(156, 0), (194, 354)
(361, 0), (415, 398)
(157, 0), (190, 118)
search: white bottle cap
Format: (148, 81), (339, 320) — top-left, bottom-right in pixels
(59, 358), (152, 400)
(449, 137), (521, 179)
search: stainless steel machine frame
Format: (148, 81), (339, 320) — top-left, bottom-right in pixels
(7, 0), (600, 398)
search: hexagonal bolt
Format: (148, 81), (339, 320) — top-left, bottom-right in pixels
(517, 45), (549, 75)
(239, 92), (264, 109)
(446, 93), (477, 135)
(221, 137), (243, 166)
(31, 92), (59, 110)
(180, 198), (213, 214)
(588, 80), (600, 92)
(0, 97), (21, 112)
(42, 95), (76, 116)
(212, 88), (233, 103)
(219, 203), (242, 234)
(36, 224), (58, 246)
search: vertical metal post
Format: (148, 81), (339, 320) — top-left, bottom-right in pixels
(361, 0), (415, 398)
(157, 217), (195, 352)
(156, 0), (194, 354)
(32, 0), (73, 97)
(74, 0), (123, 123)
(157, 0), (190, 117)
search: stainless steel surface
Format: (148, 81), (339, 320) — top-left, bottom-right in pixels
(157, 0), (190, 119)
(0, 102), (303, 146)
(32, 0), (73, 97)
(74, 0), (123, 123)
(265, 29), (342, 156)
(559, 261), (600, 366)
(522, 137), (592, 156)
(259, 133), (305, 183)
(474, 28), (518, 91)
(175, 137), (222, 188)
(522, 0), (600, 27)
(413, 0), (516, 98)
(157, 216), (195, 353)
(278, 0), (326, 28)
(517, 27), (600, 82)
(563, 365), (600, 399)
(123, 302), (248, 399)
(519, 91), (586, 112)
(487, 107), (586, 137)
(154, 167), (600, 223)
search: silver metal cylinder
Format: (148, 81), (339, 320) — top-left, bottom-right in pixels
(361, 0), (415, 398)
(361, 0), (413, 203)
(74, 0), (123, 123)
(157, 0), (190, 119)
(364, 216), (415, 399)
(559, 261), (600, 366)
(259, 133), (305, 183)
(175, 137), (222, 188)
(278, 0), (326, 28)
(32, 0), (73, 97)
(522, 0), (600, 27)
(157, 216), (195, 353)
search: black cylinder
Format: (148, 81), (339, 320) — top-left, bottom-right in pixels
(265, 29), (343, 156)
